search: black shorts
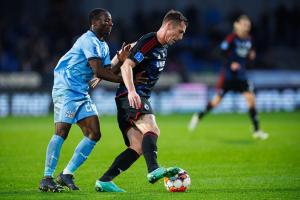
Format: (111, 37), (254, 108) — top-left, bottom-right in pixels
(115, 95), (153, 146)
(218, 79), (254, 97)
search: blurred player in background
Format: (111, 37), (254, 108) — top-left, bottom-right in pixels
(39, 8), (131, 192)
(93, 10), (188, 192)
(188, 15), (268, 140)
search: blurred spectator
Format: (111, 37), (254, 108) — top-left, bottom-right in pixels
(274, 4), (288, 45)
(0, 47), (20, 72)
(0, 0), (299, 86)
(288, 3), (300, 47)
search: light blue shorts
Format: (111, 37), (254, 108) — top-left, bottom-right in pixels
(53, 94), (98, 124)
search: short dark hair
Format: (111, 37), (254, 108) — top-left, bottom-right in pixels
(236, 14), (251, 23)
(88, 8), (108, 26)
(162, 10), (188, 26)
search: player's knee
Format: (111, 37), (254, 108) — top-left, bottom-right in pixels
(55, 123), (71, 140)
(90, 131), (101, 142)
(56, 129), (69, 140)
(153, 127), (160, 136)
(212, 99), (221, 107)
(247, 98), (255, 108)
(130, 144), (143, 155)
(145, 128), (160, 137)
(85, 128), (101, 142)
(249, 104), (256, 110)
(55, 132), (68, 140)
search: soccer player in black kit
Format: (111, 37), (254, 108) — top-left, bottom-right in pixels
(188, 15), (268, 140)
(94, 10), (188, 192)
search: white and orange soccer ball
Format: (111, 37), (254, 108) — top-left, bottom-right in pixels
(163, 168), (191, 192)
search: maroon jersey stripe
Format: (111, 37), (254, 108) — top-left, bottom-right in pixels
(141, 37), (157, 54)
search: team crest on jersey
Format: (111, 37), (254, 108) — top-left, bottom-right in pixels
(144, 103), (150, 111)
(134, 52), (144, 63)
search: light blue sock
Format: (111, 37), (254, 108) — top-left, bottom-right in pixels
(44, 134), (64, 177)
(64, 137), (97, 174)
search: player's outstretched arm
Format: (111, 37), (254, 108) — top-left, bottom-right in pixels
(89, 59), (123, 83)
(111, 42), (135, 74)
(248, 49), (256, 61)
(121, 58), (141, 109)
(88, 43), (129, 88)
(89, 77), (101, 88)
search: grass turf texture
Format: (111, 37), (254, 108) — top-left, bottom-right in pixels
(0, 112), (299, 199)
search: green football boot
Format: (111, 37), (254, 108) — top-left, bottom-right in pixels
(95, 180), (125, 192)
(166, 167), (181, 177)
(147, 166), (181, 184)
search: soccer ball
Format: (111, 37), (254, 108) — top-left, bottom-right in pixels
(164, 168), (191, 192)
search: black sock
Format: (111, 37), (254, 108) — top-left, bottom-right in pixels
(198, 102), (213, 119)
(249, 107), (259, 132)
(99, 148), (139, 182)
(142, 132), (159, 173)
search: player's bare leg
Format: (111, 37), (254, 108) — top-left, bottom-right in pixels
(39, 122), (72, 192)
(135, 114), (180, 183)
(57, 116), (100, 190)
(188, 94), (222, 132)
(243, 92), (268, 140)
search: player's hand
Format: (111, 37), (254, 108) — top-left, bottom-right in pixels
(128, 91), (142, 109)
(117, 42), (132, 62)
(231, 62), (240, 71)
(249, 50), (256, 60)
(134, 71), (148, 84)
(89, 77), (102, 88)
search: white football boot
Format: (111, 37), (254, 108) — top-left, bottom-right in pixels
(188, 113), (199, 132)
(253, 130), (269, 140)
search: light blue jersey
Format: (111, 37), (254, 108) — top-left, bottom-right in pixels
(52, 30), (111, 124)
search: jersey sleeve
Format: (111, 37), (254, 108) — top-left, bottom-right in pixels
(81, 38), (102, 60)
(220, 33), (236, 63)
(128, 35), (157, 64)
(220, 33), (235, 51)
(101, 43), (111, 67)
(81, 38), (111, 67)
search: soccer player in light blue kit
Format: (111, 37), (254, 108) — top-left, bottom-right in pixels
(39, 8), (130, 192)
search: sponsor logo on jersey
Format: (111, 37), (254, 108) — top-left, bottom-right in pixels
(144, 103), (150, 111)
(65, 110), (75, 118)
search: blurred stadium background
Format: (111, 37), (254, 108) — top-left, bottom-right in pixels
(1, 0), (300, 116)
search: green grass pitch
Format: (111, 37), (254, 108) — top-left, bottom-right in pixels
(0, 112), (300, 199)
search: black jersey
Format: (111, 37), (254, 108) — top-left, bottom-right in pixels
(220, 33), (254, 80)
(116, 32), (168, 99)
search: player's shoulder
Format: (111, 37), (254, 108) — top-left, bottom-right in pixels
(225, 33), (237, 42)
(80, 31), (108, 47)
(80, 31), (100, 43)
(136, 32), (157, 45)
(221, 33), (236, 50)
(135, 32), (159, 54)
(139, 32), (156, 40)
(82, 30), (96, 39)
